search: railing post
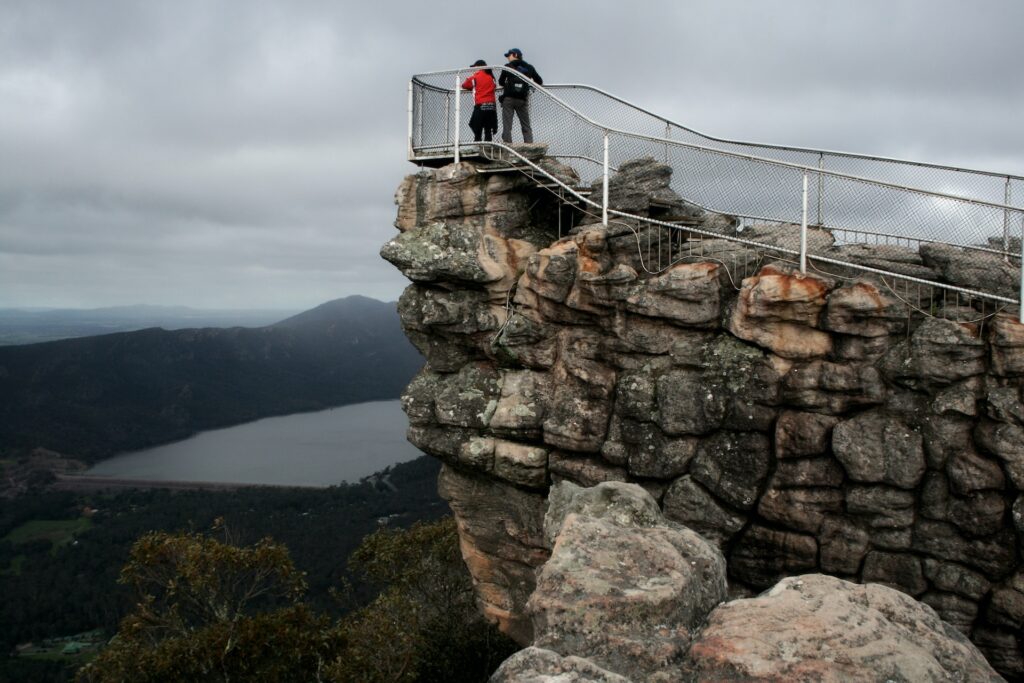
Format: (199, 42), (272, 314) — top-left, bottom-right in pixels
(800, 171), (809, 274)
(454, 74), (461, 164)
(664, 122), (670, 164)
(1019, 213), (1023, 323)
(445, 92), (451, 146)
(1004, 176), (1011, 260)
(817, 153), (825, 226)
(603, 131), (610, 227)
(407, 80), (414, 160)
(415, 89), (423, 149)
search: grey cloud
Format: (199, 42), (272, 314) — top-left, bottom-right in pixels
(1, 0), (1022, 309)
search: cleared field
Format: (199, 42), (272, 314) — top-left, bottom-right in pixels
(4, 518), (93, 547)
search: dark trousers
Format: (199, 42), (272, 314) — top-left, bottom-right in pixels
(469, 104), (497, 142)
(501, 96), (533, 143)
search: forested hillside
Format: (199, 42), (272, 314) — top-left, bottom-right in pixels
(0, 456), (452, 682)
(0, 296), (423, 463)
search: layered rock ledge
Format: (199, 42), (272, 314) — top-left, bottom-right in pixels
(383, 153), (1024, 678)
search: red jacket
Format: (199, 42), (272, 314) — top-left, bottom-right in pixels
(462, 70), (496, 105)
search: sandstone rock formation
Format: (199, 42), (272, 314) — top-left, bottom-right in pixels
(495, 481), (1001, 682)
(383, 152), (1024, 678)
(528, 482), (726, 681)
(687, 574), (1002, 682)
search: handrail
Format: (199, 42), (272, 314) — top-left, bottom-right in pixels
(416, 68), (1024, 197)
(546, 83), (1024, 184)
(413, 66), (1021, 213)
(408, 67), (1024, 316)
(474, 141), (1020, 306)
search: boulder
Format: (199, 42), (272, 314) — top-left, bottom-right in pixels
(920, 243), (1019, 301)
(662, 475), (747, 548)
(987, 571), (1024, 630)
(920, 471), (1006, 538)
(541, 381), (612, 453)
(490, 370), (548, 437)
(529, 482), (727, 681)
(832, 410), (925, 489)
(880, 317), (986, 392)
(757, 484), (843, 534)
(730, 525), (818, 588)
(862, 550), (928, 596)
(689, 431), (771, 510)
(912, 520), (1017, 580)
(433, 362), (502, 429)
(656, 336), (778, 436)
(846, 485), (916, 529)
(618, 262), (723, 327)
(382, 220), (533, 290)
(921, 412), (975, 469)
(726, 265), (834, 359)
(781, 360), (887, 414)
(824, 280), (907, 337)
(771, 457), (845, 488)
(819, 517), (870, 575)
(488, 647), (631, 683)
(990, 314), (1024, 377)
(549, 452), (628, 488)
(975, 419), (1024, 489)
(987, 385), (1024, 425)
(686, 575), (1002, 682)
(922, 558), (993, 601)
(592, 156), (694, 218)
(921, 592), (980, 635)
(774, 410), (840, 458)
(932, 379), (983, 417)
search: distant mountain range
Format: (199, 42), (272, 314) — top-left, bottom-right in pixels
(0, 296), (424, 463)
(0, 304), (300, 345)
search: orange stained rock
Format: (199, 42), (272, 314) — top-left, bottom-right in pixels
(848, 281), (886, 310)
(577, 255), (601, 275)
(991, 313), (1024, 345)
(749, 267), (831, 305)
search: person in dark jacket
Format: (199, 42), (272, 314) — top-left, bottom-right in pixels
(498, 48), (542, 144)
(462, 59), (498, 142)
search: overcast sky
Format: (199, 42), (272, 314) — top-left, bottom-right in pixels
(2, 0), (1022, 310)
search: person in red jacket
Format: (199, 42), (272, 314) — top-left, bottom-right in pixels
(462, 60), (498, 142)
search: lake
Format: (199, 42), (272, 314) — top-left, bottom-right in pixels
(85, 400), (422, 487)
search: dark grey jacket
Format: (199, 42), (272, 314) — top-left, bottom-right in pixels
(498, 60), (543, 99)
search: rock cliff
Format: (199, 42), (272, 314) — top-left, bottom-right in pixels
(383, 150), (1024, 678)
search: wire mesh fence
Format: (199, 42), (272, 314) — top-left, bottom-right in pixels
(410, 68), (1024, 312)
(548, 84), (1024, 213)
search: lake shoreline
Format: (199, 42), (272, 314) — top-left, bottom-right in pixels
(83, 399), (421, 488)
(53, 473), (327, 492)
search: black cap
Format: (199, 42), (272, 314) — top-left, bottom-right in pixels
(471, 59), (487, 67)
(504, 48), (522, 58)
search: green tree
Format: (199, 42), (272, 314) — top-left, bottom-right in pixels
(77, 524), (343, 682)
(77, 517), (516, 683)
(329, 518), (518, 683)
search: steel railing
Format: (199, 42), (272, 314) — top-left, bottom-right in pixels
(408, 67), (1024, 317)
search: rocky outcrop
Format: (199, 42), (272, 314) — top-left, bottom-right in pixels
(490, 647), (631, 683)
(528, 482), (726, 681)
(687, 574), (1002, 682)
(495, 481), (1001, 682)
(384, 153), (1024, 677)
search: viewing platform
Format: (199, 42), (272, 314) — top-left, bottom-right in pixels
(407, 67), (1024, 320)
